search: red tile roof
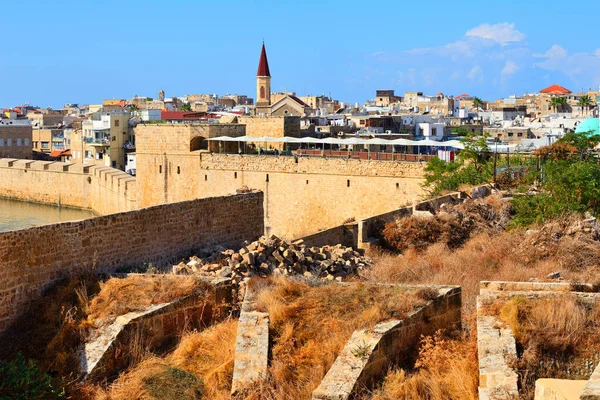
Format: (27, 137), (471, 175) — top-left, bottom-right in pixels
(289, 95), (310, 107)
(49, 149), (71, 158)
(257, 43), (271, 77)
(540, 84), (571, 95)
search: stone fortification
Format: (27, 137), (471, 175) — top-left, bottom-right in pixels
(0, 159), (136, 215)
(0, 191), (264, 333)
(135, 128), (426, 239)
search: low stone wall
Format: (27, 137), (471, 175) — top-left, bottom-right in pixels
(477, 281), (600, 400)
(581, 363), (600, 399)
(82, 276), (232, 381)
(0, 191), (264, 333)
(231, 285), (270, 394)
(0, 159), (137, 215)
(296, 223), (358, 248)
(312, 285), (462, 400)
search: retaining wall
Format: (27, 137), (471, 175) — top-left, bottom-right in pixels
(312, 285), (462, 399)
(0, 191), (264, 333)
(82, 276), (232, 381)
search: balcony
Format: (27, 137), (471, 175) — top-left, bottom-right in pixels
(84, 137), (110, 146)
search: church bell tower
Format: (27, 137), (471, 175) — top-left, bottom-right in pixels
(255, 42), (271, 115)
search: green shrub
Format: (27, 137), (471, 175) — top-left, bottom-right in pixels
(0, 353), (64, 400)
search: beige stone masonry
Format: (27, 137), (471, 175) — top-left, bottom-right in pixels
(231, 284), (270, 394)
(581, 362), (600, 399)
(312, 285), (461, 400)
(535, 379), (587, 400)
(82, 276), (232, 381)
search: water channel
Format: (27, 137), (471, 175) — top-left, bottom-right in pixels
(0, 198), (96, 233)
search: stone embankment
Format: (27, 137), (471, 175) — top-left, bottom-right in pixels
(172, 235), (371, 284)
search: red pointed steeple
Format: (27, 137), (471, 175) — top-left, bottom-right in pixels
(257, 43), (271, 77)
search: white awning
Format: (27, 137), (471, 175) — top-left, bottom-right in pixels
(206, 136), (465, 149)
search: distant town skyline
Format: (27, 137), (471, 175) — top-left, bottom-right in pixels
(1, 0), (600, 108)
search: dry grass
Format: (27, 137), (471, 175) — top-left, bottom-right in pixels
(241, 277), (426, 399)
(367, 331), (478, 400)
(381, 196), (511, 253)
(367, 227), (599, 320)
(94, 318), (237, 400)
(89, 275), (211, 322)
(0, 276), (100, 384)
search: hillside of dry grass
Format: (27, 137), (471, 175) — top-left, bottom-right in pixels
(363, 195), (600, 400)
(234, 278), (428, 400)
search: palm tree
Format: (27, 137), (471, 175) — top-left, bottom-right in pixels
(472, 97), (484, 111)
(558, 96), (568, 113)
(578, 95), (592, 116)
(549, 96), (561, 113)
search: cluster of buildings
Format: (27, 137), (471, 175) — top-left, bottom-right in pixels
(2, 42), (600, 171)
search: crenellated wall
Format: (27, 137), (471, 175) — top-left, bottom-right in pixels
(0, 159), (137, 215)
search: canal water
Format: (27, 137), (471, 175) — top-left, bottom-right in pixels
(0, 198), (96, 233)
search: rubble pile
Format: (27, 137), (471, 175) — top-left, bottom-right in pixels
(172, 235), (371, 282)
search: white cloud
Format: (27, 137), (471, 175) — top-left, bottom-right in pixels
(465, 23), (525, 45)
(467, 65), (484, 82)
(501, 61), (519, 77)
(534, 45), (567, 59)
(594, 49), (600, 57)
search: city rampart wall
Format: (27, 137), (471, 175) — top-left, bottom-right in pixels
(0, 191), (264, 333)
(0, 159), (137, 215)
(136, 151), (427, 239)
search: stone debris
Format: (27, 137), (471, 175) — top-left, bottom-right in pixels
(172, 235), (371, 284)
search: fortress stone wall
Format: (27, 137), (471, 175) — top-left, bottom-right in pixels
(136, 143), (426, 239)
(0, 159), (137, 215)
(0, 191), (264, 333)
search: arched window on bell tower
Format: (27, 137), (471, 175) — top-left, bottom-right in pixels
(260, 86), (265, 100)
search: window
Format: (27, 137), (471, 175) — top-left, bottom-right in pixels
(112, 161), (116, 168)
(0, 139), (4, 147)
(112, 136), (116, 141)
(7, 139), (12, 146)
(260, 86), (265, 99)
(177, 166), (180, 174)
(159, 165), (162, 173)
(508, 132), (514, 137)
(204, 174), (207, 181)
(24, 139), (30, 146)
(114, 120), (119, 127)
(41, 141), (49, 149)
(517, 132), (523, 137)
(347, 179), (350, 187)
(266, 174), (269, 182)
(16, 138), (22, 146)
(234, 172), (237, 179)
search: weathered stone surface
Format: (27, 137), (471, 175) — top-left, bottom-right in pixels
(534, 379), (586, 400)
(581, 362), (600, 400)
(312, 285), (461, 400)
(173, 235), (371, 283)
(231, 285), (270, 394)
(477, 314), (519, 400)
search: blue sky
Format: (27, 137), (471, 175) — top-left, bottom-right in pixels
(1, 0), (600, 108)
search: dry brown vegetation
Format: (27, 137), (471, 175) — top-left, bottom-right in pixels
(89, 275), (211, 322)
(381, 196), (511, 253)
(234, 277), (426, 400)
(92, 318), (237, 400)
(367, 331), (478, 400)
(493, 296), (600, 399)
(365, 196), (600, 399)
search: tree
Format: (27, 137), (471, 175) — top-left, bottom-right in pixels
(130, 104), (139, 112)
(472, 97), (484, 111)
(549, 96), (561, 113)
(181, 102), (192, 112)
(578, 95), (592, 115)
(556, 96), (568, 113)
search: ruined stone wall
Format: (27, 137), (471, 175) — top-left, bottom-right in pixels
(0, 191), (264, 333)
(136, 152), (426, 239)
(0, 159), (137, 215)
